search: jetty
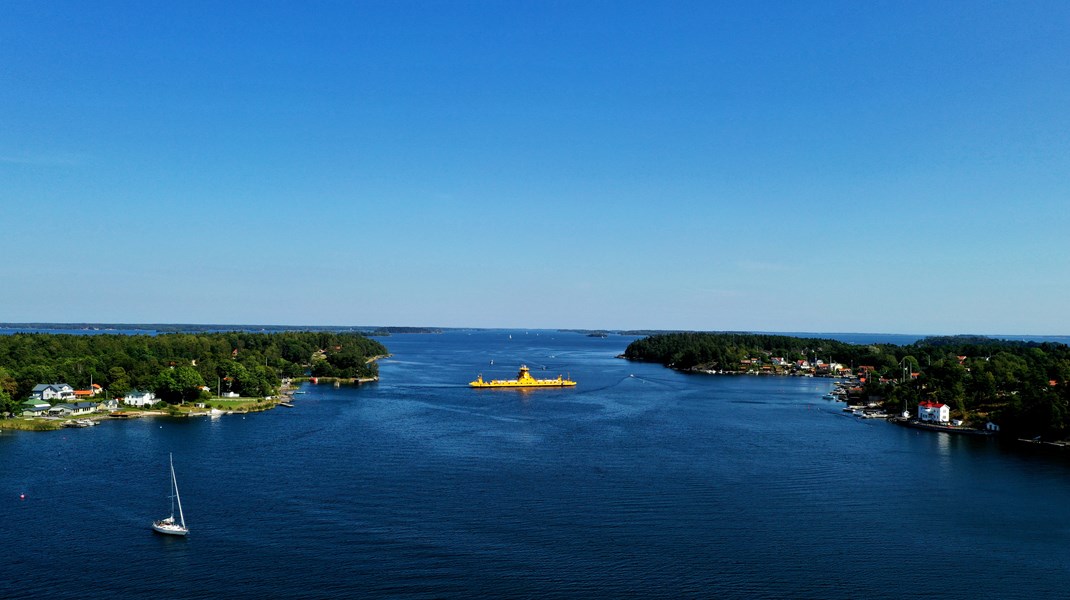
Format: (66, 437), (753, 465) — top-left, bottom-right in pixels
(889, 417), (993, 436)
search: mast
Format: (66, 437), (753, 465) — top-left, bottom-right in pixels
(170, 453), (186, 528)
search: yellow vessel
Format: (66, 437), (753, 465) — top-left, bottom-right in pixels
(470, 365), (577, 388)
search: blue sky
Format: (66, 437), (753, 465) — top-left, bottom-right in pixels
(2, 1), (1068, 334)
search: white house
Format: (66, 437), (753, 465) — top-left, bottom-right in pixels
(31, 383), (75, 401)
(99, 399), (120, 411)
(918, 401), (950, 424)
(124, 390), (157, 407)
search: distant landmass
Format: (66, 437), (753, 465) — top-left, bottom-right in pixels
(623, 331), (1070, 440)
(0, 323), (442, 335)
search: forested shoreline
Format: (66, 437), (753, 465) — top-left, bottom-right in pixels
(624, 332), (1070, 439)
(0, 332), (388, 415)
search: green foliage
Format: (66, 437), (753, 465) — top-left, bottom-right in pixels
(624, 332), (858, 371)
(0, 331), (387, 405)
(155, 366), (206, 404)
(626, 332), (1070, 438)
(0, 367), (17, 417)
(0, 386), (13, 417)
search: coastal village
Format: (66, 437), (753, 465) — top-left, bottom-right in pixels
(700, 352), (1004, 436)
(9, 379), (296, 430)
(0, 331), (387, 431)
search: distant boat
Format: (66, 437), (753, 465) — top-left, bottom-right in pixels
(152, 453), (188, 536)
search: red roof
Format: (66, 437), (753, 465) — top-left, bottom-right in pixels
(919, 401), (946, 408)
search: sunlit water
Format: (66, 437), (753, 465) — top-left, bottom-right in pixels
(3, 330), (1070, 599)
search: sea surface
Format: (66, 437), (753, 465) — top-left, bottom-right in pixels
(4, 330), (1070, 599)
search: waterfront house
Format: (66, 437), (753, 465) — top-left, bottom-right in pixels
(123, 390), (157, 407)
(31, 383), (75, 401)
(918, 401), (950, 424)
(71, 402), (96, 416)
(99, 399), (119, 411)
(74, 384), (103, 399)
(986, 421), (1001, 432)
(48, 403), (75, 417)
(21, 400), (51, 417)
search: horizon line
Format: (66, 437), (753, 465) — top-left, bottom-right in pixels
(1, 323), (1068, 339)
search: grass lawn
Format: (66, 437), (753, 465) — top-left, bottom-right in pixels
(178, 398), (275, 412)
(0, 418), (62, 431)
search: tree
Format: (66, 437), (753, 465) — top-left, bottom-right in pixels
(107, 366), (131, 399)
(0, 367), (18, 400)
(0, 387), (15, 418)
(154, 366), (205, 404)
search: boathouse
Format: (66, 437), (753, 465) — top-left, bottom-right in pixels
(918, 401), (950, 424)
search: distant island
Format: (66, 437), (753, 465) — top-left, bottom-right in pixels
(366, 327), (443, 336)
(0, 331), (388, 427)
(0, 323), (441, 335)
(624, 332), (1070, 440)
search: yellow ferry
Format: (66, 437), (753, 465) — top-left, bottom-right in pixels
(470, 365), (577, 388)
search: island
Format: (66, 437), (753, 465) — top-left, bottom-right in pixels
(0, 331), (388, 430)
(623, 332), (1070, 441)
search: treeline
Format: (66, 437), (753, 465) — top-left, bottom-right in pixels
(0, 332), (388, 415)
(623, 332), (858, 370)
(624, 333), (1070, 438)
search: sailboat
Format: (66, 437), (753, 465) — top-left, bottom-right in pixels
(152, 453), (188, 536)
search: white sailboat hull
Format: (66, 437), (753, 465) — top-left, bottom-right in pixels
(152, 454), (189, 536)
(152, 519), (188, 536)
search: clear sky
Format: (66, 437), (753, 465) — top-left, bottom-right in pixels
(2, 1), (1068, 334)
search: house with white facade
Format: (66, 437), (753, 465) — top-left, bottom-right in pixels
(918, 401), (950, 424)
(123, 390), (157, 407)
(31, 383), (75, 401)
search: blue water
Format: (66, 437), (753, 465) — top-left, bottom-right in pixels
(4, 330), (1070, 599)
